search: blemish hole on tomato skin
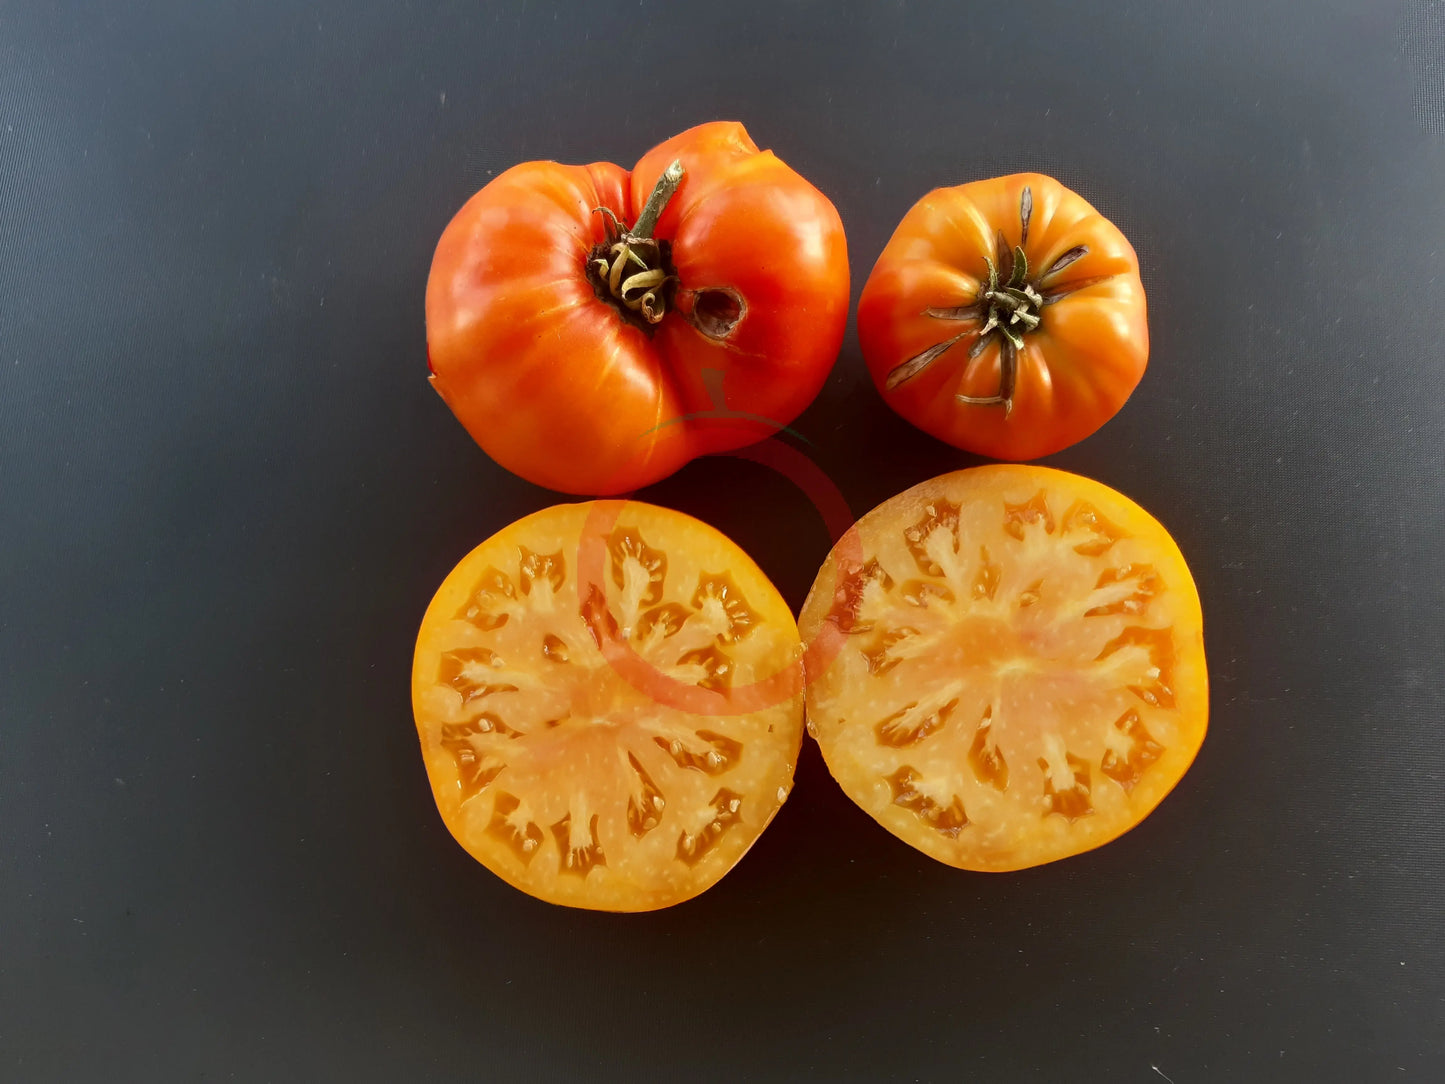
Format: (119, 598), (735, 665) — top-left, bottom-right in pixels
(691, 288), (744, 339)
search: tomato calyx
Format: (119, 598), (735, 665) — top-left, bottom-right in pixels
(884, 184), (1113, 416)
(975, 247), (1043, 349)
(587, 159), (685, 330)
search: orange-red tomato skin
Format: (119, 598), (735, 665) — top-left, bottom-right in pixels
(426, 123), (849, 493)
(858, 173), (1148, 461)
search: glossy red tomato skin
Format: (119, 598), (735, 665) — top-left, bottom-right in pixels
(426, 122), (849, 494)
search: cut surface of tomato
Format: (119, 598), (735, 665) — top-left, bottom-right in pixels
(798, 466), (1206, 871)
(413, 501), (804, 910)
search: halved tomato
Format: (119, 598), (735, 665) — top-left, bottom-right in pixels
(798, 465), (1207, 871)
(412, 501), (805, 910)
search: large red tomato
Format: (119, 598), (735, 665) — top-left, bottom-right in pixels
(426, 122), (850, 495)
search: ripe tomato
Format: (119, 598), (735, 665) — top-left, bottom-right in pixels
(425, 122), (850, 495)
(412, 500), (805, 910)
(798, 465), (1206, 871)
(857, 174), (1148, 460)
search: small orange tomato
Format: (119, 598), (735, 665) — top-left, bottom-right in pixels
(858, 174), (1148, 460)
(798, 465), (1206, 871)
(426, 122), (850, 495)
(412, 500), (805, 911)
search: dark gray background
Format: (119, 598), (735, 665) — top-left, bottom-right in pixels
(3, 1), (1443, 1080)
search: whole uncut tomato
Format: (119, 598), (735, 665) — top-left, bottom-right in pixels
(857, 174), (1148, 460)
(412, 500), (805, 911)
(798, 465), (1206, 871)
(426, 122), (850, 495)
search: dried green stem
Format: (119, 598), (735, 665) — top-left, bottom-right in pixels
(631, 160), (683, 240)
(883, 184), (1106, 413)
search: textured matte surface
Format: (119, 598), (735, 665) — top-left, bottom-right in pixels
(3, 1), (1443, 1080)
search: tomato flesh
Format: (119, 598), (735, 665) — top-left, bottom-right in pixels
(413, 501), (804, 910)
(799, 466), (1207, 871)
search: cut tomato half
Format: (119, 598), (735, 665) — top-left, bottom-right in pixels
(799, 466), (1207, 871)
(413, 501), (805, 910)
